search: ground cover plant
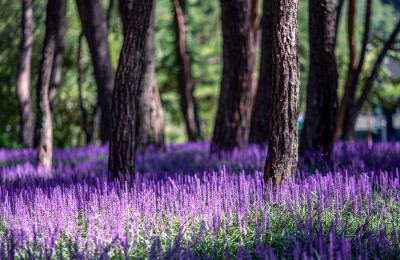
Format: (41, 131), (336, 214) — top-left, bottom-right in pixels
(0, 142), (399, 259)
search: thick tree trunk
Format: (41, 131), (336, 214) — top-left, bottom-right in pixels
(249, 0), (274, 144)
(119, 0), (165, 149)
(108, 0), (153, 179)
(299, 0), (338, 156)
(264, 0), (300, 186)
(49, 0), (67, 114)
(211, 0), (255, 151)
(341, 19), (400, 140)
(16, 0), (34, 148)
(335, 0), (357, 139)
(76, 0), (115, 144)
(36, 0), (61, 169)
(172, 0), (202, 141)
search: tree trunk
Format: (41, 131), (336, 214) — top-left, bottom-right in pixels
(119, 0), (165, 149)
(76, 0), (115, 144)
(264, 0), (300, 186)
(172, 0), (202, 141)
(106, 0), (114, 27)
(341, 19), (400, 140)
(77, 32), (90, 144)
(136, 3), (165, 149)
(91, 105), (101, 144)
(335, 0), (345, 40)
(299, 0), (338, 156)
(16, 0), (34, 148)
(211, 0), (255, 151)
(49, 0), (67, 114)
(249, 0), (260, 131)
(36, 0), (61, 169)
(108, 0), (153, 179)
(335, 0), (357, 139)
(249, 0), (274, 144)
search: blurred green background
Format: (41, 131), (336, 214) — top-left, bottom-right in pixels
(0, 0), (399, 147)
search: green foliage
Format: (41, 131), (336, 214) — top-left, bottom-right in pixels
(0, 0), (399, 147)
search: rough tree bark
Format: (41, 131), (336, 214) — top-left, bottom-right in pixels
(119, 0), (165, 149)
(36, 0), (62, 169)
(299, 0), (338, 156)
(76, 0), (115, 143)
(16, 0), (34, 148)
(49, 0), (67, 114)
(211, 0), (255, 151)
(264, 0), (300, 186)
(249, 0), (274, 144)
(108, 0), (153, 179)
(172, 0), (202, 141)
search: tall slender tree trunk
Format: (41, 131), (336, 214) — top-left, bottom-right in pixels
(335, 0), (357, 139)
(76, 0), (115, 144)
(264, 0), (300, 186)
(172, 0), (202, 141)
(106, 0), (114, 27)
(335, 0), (345, 40)
(249, 0), (274, 144)
(48, 0), (67, 114)
(16, 0), (34, 148)
(335, 1), (399, 140)
(36, 0), (62, 169)
(341, 19), (400, 140)
(136, 2), (165, 149)
(299, 0), (338, 156)
(108, 0), (153, 179)
(77, 32), (91, 144)
(249, 0), (260, 98)
(211, 0), (255, 151)
(119, 0), (165, 149)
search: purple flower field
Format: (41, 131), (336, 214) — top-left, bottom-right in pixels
(0, 142), (400, 259)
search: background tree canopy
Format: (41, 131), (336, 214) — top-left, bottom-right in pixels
(0, 0), (399, 148)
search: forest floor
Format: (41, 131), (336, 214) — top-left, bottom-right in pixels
(0, 141), (399, 258)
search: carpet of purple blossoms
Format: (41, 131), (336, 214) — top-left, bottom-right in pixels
(0, 142), (400, 259)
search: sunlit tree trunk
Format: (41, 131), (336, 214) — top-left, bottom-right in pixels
(211, 0), (255, 151)
(49, 0), (67, 114)
(119, 0), (164, 150)
(249, 0), (274, 144)
(264, 0), (300, 186)
(76, 0), (115, 144)
(172, 0), (202, 141)
(16, 0), (34, 148)
(108, 0), (153, 179)
(300, 0), (338, 156)
(36, 0), (62, 169)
